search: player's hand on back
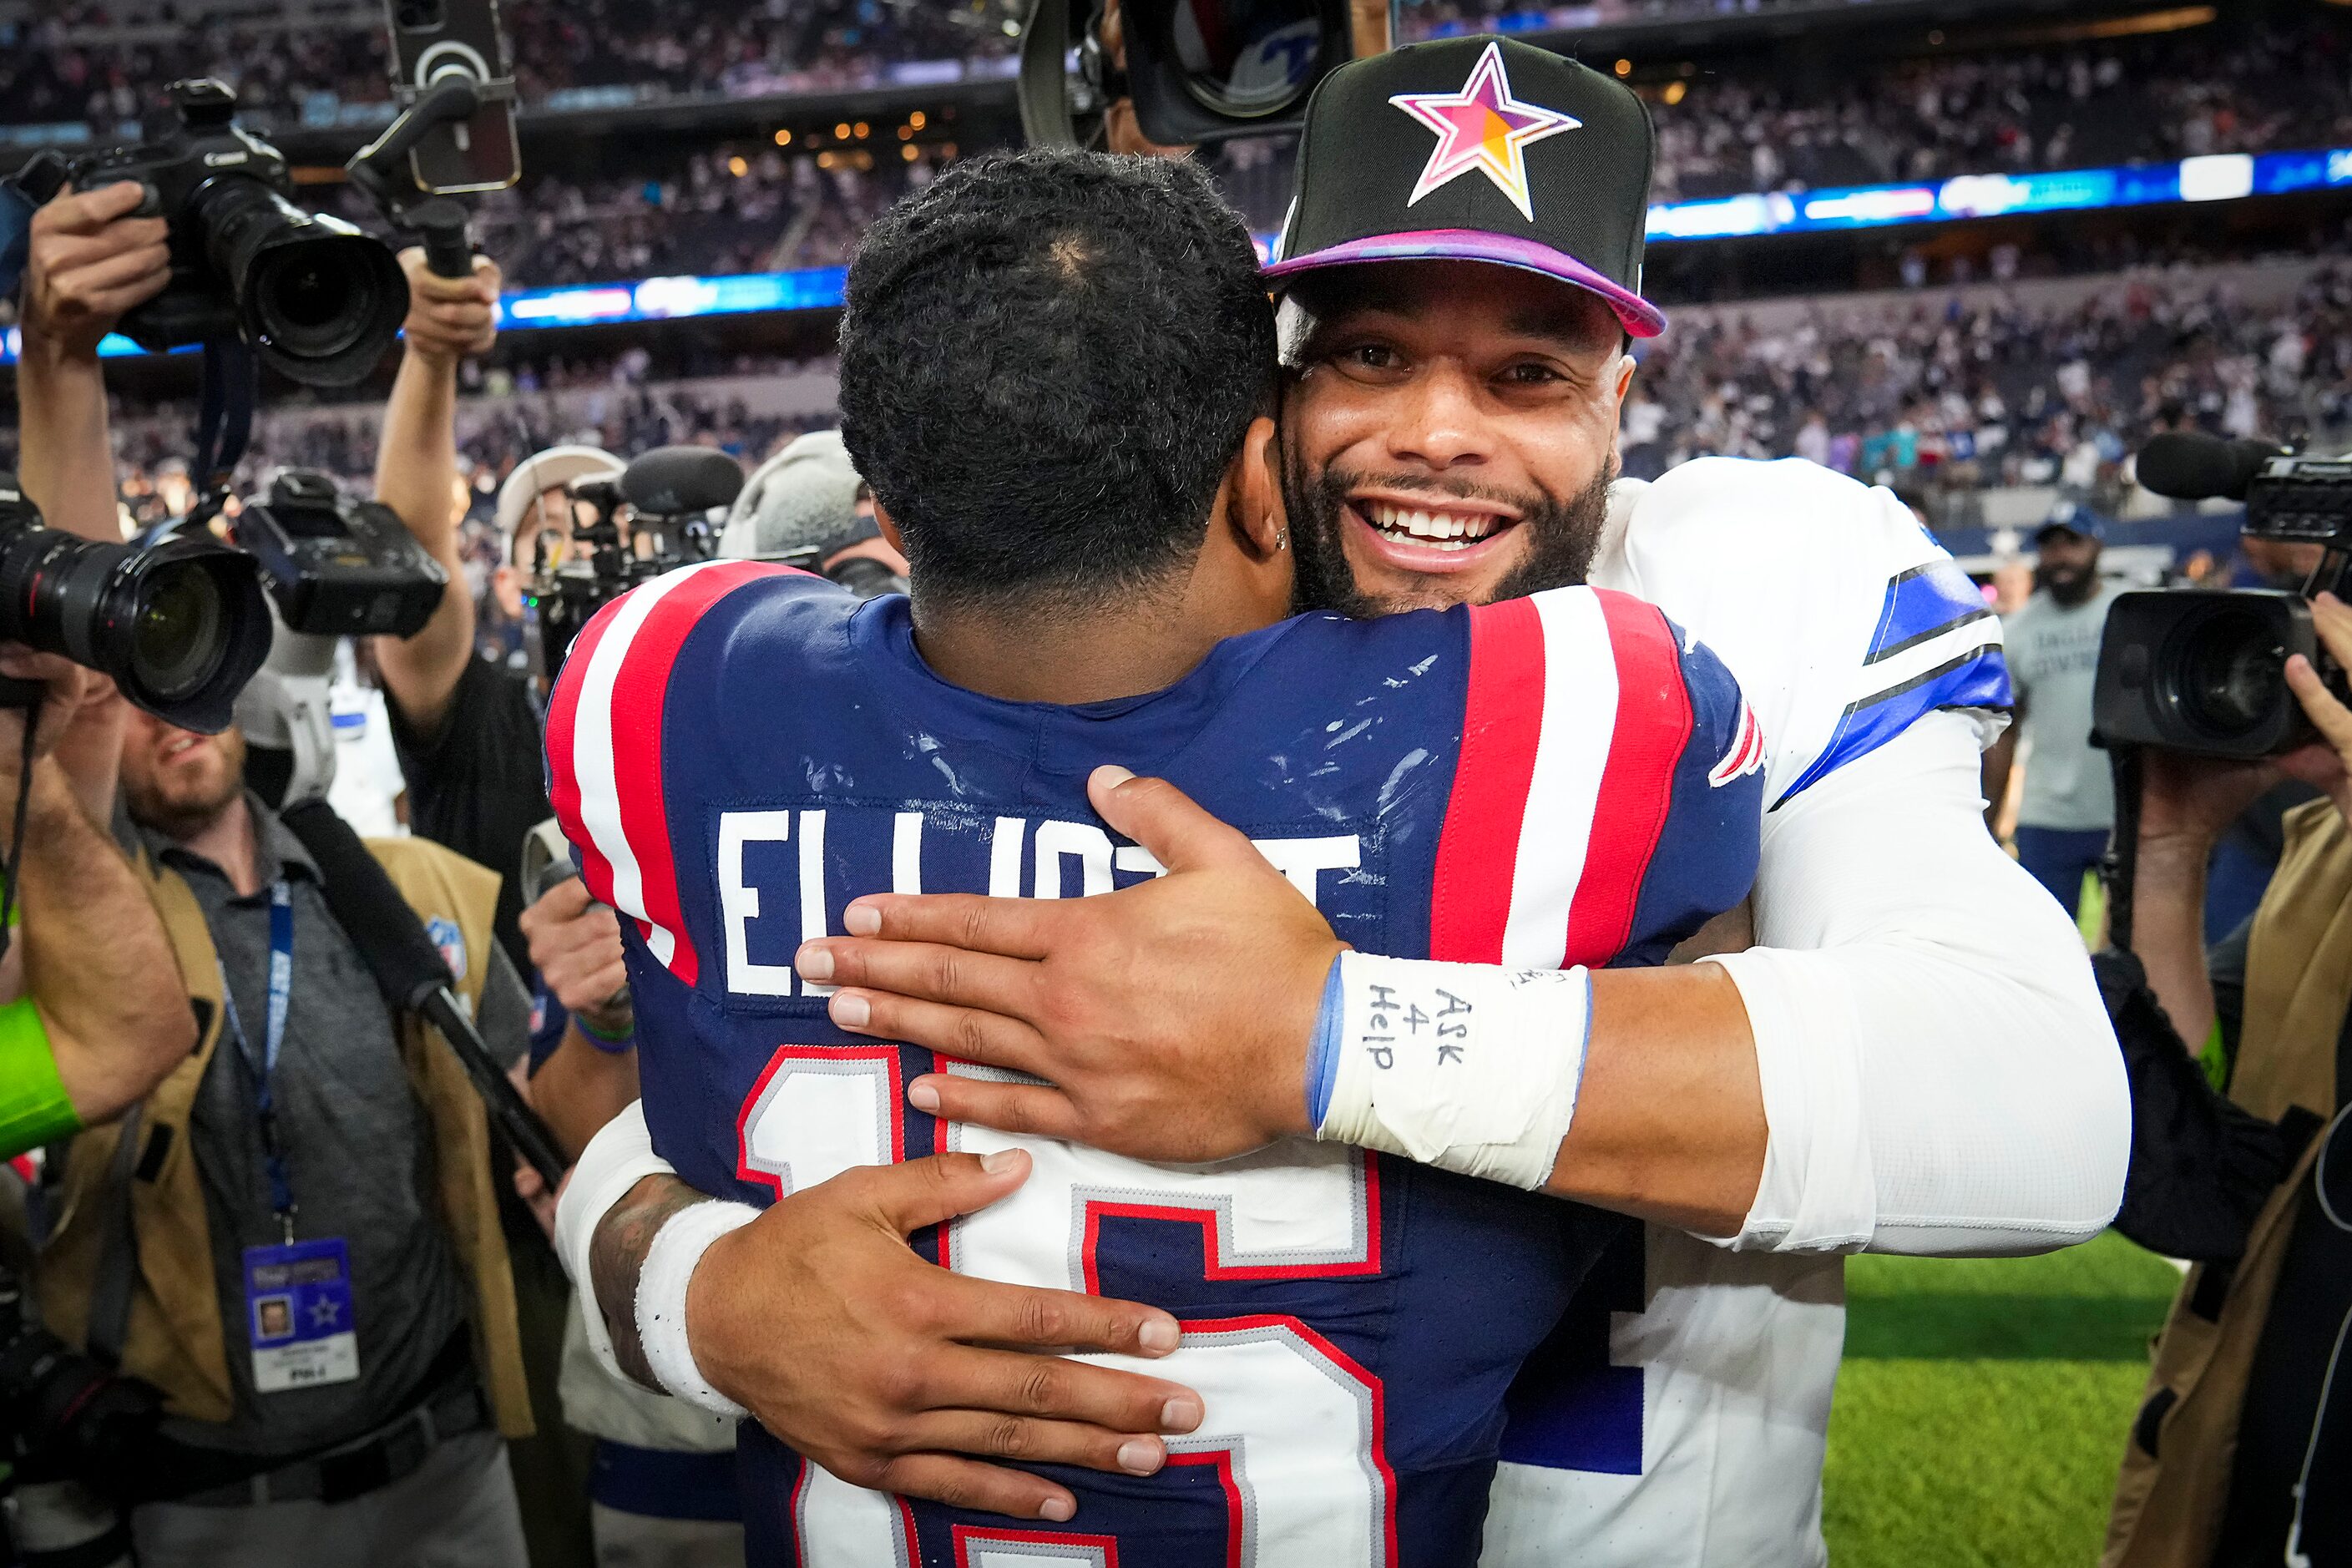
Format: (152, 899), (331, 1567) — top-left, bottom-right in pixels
(794, 766), (1338, 1163)
(680, 1149), (1203, 1522)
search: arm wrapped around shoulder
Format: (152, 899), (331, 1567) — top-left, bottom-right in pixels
(1706, 712), (2131, 1256)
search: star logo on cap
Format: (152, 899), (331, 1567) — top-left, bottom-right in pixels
(1388, 41), (1581, 223)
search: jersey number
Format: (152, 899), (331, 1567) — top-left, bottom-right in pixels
(738, 1051), (1399, 1566)
(1498, 1224), (1645, 1474)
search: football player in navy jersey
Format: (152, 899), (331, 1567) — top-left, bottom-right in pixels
(546, 148), (1764, 1565)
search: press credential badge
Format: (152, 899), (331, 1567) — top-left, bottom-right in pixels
(243, 1236), (358, 1393)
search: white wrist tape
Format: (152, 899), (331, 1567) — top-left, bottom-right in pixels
(636, 1199), (761, 1419)
(555, 1101), (678, 1383)
(1314, 951), (1591, 1190)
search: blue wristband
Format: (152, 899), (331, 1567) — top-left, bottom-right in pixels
(574, 1009), (636, 1054)
(1303, 955), (1346, 1131)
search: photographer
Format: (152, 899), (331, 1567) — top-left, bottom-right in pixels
(0, 647), (195, 1158)
(2103, 590), (2352, 1566)
(13, 175), (542, 1565)
(366, 247), (551, 979)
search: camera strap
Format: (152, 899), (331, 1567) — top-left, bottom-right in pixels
(190, 336), (260, 525)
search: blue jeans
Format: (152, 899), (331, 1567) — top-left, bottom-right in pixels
(2013, 824), (2111, 918)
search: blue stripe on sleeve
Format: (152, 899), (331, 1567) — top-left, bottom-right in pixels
(1776, 645), (2012, 807)
(1864, 559), (1996, 666)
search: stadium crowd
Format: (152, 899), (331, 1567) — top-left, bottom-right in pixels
(322, 142), (951, 289)
(348, 11), (2352, 289)
(1622, 258), (2352, 493)
(0, 0), (1023, 129)
(18, 250), (2344, 526)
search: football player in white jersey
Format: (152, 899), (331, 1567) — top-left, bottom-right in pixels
(561, 37), (2130, 1565)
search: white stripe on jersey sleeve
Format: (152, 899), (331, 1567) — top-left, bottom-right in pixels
(1500, 589), (1618, 972)
(569, 559), (741, 970)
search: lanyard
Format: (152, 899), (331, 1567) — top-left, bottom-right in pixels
(220, 882), (297, 1242)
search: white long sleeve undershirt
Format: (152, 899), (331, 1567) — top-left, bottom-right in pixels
(1706, 711), (2130, 1255)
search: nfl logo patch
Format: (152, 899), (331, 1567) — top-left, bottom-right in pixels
(427, 917), (468, 982)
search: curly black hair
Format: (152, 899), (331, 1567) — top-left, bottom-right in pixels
(837, 148), (1277, 612)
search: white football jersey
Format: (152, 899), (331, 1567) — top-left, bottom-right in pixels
(1480, 457), (2010, 1568)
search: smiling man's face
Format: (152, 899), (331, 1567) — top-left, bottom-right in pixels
(1280, 260), (1636, 616)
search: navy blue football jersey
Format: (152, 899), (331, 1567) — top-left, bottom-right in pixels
(546, 562), (1765, 1568)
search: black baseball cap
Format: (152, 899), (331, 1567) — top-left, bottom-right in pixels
(1265, 36), (1665, 338)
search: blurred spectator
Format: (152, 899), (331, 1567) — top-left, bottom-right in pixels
(1983, 508), (2128, 920)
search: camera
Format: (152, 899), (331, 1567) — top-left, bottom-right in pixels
(32, 78), (408, 387)
(2093, 432), (2352, 758)
(0, 1262), (162, 1502)
(524, 447), (741, 683)
(1019, 0), (1383, 148)
(235, 468), (450, 638)
(0, 474), (272, 734)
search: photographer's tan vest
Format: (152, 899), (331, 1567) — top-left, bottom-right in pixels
(2103, 798), (2352, 1567)
(35, 835), (533, 1439)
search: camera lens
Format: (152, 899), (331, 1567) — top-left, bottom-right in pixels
(0, 521), (272, 732)
(1170, 0), (1326, 118)
(250, 239), (395, 363)
(192, 177), (408, 386)
(2168, 605), (2284, 740)
(131, 558), (229, 701)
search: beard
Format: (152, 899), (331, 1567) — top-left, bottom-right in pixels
(122, 727), (248, 841)
(2036, 560), (2097, 605)
(1282, 446), (1616, 619)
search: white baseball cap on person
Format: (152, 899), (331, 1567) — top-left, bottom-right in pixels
(494, 444), (625, 549)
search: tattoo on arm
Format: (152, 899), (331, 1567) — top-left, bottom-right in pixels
(591, 1172), (710, 1391)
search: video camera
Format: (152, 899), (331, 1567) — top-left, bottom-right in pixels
(2092, 432), (2352, 759)
(9, 79), (408, 388)
(236, 468), (449, 639)
(524, 446), (745, 683)
(1019, 0), (1390, 148)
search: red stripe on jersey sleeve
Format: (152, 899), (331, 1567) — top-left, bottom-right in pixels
(544, 592), (628, 915)
(1429, 597), (1547, 963)
(604, 560), (792, 988)
(1562, 590), (1696, 967)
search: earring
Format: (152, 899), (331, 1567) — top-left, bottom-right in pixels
(1273, 525), (1289, 552)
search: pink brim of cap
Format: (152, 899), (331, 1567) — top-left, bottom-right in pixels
(1263, 229), (1667, 338)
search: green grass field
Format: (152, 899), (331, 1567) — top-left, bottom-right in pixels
(1822, 1233), (2185, 1565)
